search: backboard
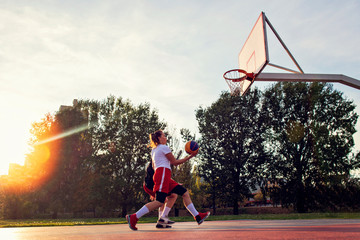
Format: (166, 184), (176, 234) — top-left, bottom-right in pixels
(224, 12), (360, 95)
(237, 12), (269, 95)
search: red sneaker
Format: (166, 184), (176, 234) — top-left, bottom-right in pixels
(195, 211), (210, 225)
(126, 214), (138, 230)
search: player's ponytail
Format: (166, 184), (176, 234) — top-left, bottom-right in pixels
(148, 130), (163, 149)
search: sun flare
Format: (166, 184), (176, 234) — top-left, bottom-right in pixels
(0, 123), (91, 194)
(1, 143), (58, 194)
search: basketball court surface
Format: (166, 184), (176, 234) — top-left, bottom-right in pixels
(2, 219), (360, 239)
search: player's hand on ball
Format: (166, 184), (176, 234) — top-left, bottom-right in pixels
(190, 149), (199, 157)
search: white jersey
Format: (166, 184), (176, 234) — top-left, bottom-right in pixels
(151, 144), (172, 170)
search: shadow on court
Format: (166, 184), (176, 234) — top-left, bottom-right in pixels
(2, 219), (360, 240)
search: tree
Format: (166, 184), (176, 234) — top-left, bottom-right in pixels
(262, 82), (359, 212)
(17, 96), (166, 218)
(50, 107), (90, 216)
(28, 107), (90, 218)
(195, 89), (266, 214)
(78, 96), (166, 217)
(5, 114), (59, 218)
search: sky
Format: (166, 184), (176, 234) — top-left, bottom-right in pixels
(0, 0), (359, 175)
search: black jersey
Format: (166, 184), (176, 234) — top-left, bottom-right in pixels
(144, 160), (154, 190)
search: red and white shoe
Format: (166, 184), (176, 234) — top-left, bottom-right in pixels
(195, 211), (210, 225)
(126, 214), (138, 231)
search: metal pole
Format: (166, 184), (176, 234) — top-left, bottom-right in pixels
(264, 15), (304, 74)
(257, 73), (360, 90)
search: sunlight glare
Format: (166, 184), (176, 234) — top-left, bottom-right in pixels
(0, 228), (19, 240)
(0, 126), (30, 176)
(2, 123), (90, 193)
(33, 123), (90, 146)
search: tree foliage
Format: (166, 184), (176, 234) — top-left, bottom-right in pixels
(77, 96), (166, 217)
(195, 89), (267, 214)
(1, 83), (359, 218)
(0, 96), (166, 218)
(262, 82), (359, 212)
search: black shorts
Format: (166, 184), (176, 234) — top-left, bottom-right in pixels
(170, 184), (187, 196)
(155, 185), (187, 203)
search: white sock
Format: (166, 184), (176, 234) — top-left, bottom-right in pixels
(185, 203), (199, 217)
(158, 207), (164, 218)
(135, 205), (149, 219)
(161, 206), (171, 218)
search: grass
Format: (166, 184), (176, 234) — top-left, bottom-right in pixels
(0, 218), (126, 228)
(1, 212), (360, 228)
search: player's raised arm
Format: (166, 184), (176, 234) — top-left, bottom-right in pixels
(165, 151), (198, 166)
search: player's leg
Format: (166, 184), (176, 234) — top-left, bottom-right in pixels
(163, 193), (177, 216)
(152, 167), (173, 228)
(155, 202), (173, 228)
(126, 199), (163, 231)
(157, 193), (177, 227)
(158, 204), (164, 219)
(167, 182), (209, 225)
(182, 190), (210, 225)
(143, 182), (171, 228)
(159, 180), (184, 224)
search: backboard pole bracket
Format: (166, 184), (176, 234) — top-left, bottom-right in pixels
(264, 14), (304, 74)
(267, 63), (303, 74)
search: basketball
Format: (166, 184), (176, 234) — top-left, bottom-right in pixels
(185, 140), (199, 154)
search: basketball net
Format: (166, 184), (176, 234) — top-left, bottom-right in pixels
(225, 78), (245, 96)
(223, 69), (254, 96)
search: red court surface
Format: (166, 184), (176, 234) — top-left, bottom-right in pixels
(1, 219), (360, 240)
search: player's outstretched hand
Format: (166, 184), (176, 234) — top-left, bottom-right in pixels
(190, 149), (199, 157)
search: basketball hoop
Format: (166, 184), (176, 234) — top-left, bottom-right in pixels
(223, 69), (255, 96)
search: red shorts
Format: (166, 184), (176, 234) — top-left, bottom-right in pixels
(153, 167), (179, 194)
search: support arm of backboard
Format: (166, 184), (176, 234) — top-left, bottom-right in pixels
(264, 14), (304, 74)
(257, 73), (360, 90)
